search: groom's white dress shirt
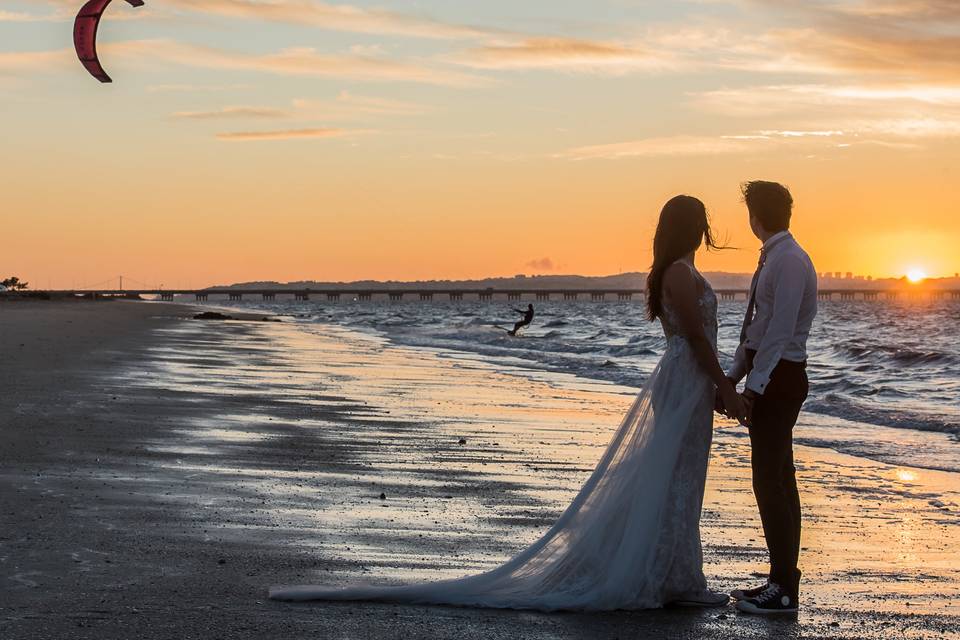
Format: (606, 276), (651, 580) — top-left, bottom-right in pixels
(728, 230), (818, 395)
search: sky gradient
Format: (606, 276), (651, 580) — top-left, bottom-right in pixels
(2, 0), (959, 289)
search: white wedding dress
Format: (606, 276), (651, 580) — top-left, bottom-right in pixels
(271, 262), (718, 611)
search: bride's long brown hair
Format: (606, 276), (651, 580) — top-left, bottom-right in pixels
(646, 195), (720, 321)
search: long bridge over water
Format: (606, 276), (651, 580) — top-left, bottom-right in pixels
(44, 288), (960, 302)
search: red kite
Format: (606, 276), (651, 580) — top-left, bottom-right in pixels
(74, 0), (145, 83)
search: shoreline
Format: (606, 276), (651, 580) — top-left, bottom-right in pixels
(2, 300), (958, 639)
(211, 296), (960, 475)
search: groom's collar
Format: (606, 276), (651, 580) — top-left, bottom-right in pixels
(761, 230), (792, 254)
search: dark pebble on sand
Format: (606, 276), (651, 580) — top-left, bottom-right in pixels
(194, 312), (234, 321)
(379, 492), (386, 500)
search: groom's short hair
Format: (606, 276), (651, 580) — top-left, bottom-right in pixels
(741, 181), (793, 233)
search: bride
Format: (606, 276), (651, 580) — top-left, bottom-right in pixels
(270, 195), (746, 611)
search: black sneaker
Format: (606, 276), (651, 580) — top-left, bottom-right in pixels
(735, 582), (798, 615)
(730, 581), (768, 600)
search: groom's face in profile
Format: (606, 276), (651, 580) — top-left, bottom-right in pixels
(748, 210), (765, 241)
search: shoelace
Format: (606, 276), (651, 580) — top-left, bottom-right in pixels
(754, 583), (783, 605)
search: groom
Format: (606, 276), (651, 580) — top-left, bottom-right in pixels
(725, 181), (818, 615)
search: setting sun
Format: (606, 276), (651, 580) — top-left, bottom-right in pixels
(906, 269), (928, 283)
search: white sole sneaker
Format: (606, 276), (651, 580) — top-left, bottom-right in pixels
(735, 599), (798, 615)
(671, 592), (730, 608)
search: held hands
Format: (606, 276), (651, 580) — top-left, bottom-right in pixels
(715, 379), (750, 425)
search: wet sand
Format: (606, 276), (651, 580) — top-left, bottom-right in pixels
(1, 300), (958, 639)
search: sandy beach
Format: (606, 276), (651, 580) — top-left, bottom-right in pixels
(1, 299), (958, 639)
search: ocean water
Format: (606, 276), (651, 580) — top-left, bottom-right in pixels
(218, 297), (960, 473)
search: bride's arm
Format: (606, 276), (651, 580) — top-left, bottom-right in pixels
(662, 264), (745, 418)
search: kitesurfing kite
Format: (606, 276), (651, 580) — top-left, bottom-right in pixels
(74, 0), (144, 83)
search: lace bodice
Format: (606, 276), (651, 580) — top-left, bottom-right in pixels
(659, 261), (718, 351)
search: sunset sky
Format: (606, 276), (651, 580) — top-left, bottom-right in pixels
(2, 0), (959, 289)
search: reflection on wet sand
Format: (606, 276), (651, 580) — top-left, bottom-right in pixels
(131, 318), (959, 625)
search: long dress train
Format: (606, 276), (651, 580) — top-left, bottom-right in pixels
(270, 265), (718, 611)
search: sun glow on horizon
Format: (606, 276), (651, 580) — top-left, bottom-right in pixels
(906, 268), (928, 283)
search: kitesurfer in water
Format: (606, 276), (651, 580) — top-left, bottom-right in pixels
(508, 304), (535, 336)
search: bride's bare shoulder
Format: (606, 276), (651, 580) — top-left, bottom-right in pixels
(663, 261), (696, 288)
(662, 261), (704, 306)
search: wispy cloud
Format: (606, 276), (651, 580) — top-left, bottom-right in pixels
(159, 0), (494, 40)
(147, 83), (254, 93)
(755, 129), (845, 138)
(560, 129), (866, 160)
(693, 84), (960, 117)
(291, 91), (433, 118)
(35, 0), (494, 38)
(172, 106), (288, 120)
(215, 127), (366, 141)
(731, 0), (960, 81)
(0, 40), (490, 87)
(691, 82), (960, 140)
(171, 92), (430, 128)
(456, 37), (676, 74)
(525, 257), (556, 271)
(559, 135), (759, 160)
(0, 10), (53, 22)
(133, 40), (489, 87)
(0, 48), (70, 73)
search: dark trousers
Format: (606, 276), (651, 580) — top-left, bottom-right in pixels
(746, 351), (808, 598)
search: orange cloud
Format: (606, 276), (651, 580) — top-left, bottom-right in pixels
(172, 106), (288, 120)
(457, 37), (674, 73)
(214, 127), (364, 141)
(0, 39), (490, 87)
(559, 135), (760, 160)
(0, 48), (70, 72)
(162, 0), (492, 40)
(291, 91), (433, 118)
(525, 257), (556, 271)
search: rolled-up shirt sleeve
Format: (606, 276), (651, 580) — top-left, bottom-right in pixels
(745, 255), (806, 395)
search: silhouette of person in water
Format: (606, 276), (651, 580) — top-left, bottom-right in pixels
(509, 304), (535, 336)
